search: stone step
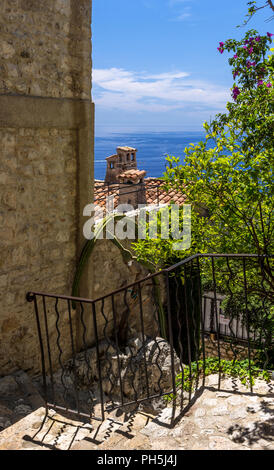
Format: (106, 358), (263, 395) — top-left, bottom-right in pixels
(97, 411), (152, 451)
(0, 403), (155, 451)
(0, 407), (99, 450)
(1, 374), (272, 450)
(0, 370), (45, 432)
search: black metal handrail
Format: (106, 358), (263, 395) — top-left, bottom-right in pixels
(27, 252), (272, 303)
(27, 253), (273, 422)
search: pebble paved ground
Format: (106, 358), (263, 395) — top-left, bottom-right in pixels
(0, 374), (273, 451)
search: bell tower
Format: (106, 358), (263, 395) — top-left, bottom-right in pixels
(105, 146), (138, 184)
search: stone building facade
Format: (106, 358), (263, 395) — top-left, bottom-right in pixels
(104, 146), (147, 208)
(0, 0), (94, 375)
(105, 147), (138, 184)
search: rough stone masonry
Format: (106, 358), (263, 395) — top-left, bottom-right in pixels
(0, 0), (94, 375)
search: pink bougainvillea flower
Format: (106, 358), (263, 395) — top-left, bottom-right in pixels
(232, 86), (240, 100)
(234, 54), (238, 59)
(246, 61), (252, 68)
(257, 80), (264, 86)
(233, 70), (239, 79)
(249, 47), (253, 54)
(255, 36), (260, 42)
(217, 47), (224, 54)
(243, 45), (248, 49)
(219, 42), (225, 47)
(267, 32), (273, 38)
(266, 83), (272, 88)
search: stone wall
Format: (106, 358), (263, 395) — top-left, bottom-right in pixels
(204, 336), (257, 361)
(22, 234), (165, 376)
(0, 0), (93, 375)
(0, 0), (91, 99)
(79, 238), (165, 352)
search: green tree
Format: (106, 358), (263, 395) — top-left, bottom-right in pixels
(133, 30), (274, 363)
(135, 30), (273, 283)
(163, 29), (274, 290)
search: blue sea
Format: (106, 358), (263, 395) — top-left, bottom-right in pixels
(94, 131), (207, 180)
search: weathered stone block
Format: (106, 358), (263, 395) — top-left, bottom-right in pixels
(0, 41), (15, 59)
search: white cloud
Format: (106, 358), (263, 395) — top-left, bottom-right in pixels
(92, 67), (229, 113)
(168, 0), (192, 5)
(172, 12), (191, 21)
(167, 0), (193, 22)
(144, 71), (189, 80)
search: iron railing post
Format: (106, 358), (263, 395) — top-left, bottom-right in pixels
(165, 271), (177, 422)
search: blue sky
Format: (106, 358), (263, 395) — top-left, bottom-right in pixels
(92, 0), (271, 135)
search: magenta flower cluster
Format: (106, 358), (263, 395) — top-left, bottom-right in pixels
(232, 86), (240, 100)
(218, 34), (273, 100)
(217, 33), (273, 101)
(246, 60), (256, 69)
(217, 41), (224, 54)
(257, 80), (272, 88)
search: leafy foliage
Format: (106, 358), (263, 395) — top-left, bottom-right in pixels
(133, 29), (273, 351)
(134, 31), (273, 263)
(134, 30), (274, 285)
(240, 1), (274, 26)
(133, 205), (191, 270)
(164, 30), (273, 260)
(164, 357), (272, 402)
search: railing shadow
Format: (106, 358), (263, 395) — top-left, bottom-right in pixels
(22, 410), (94, 451)
(21, 406), (142, 450)
(226, 400), (274, 446)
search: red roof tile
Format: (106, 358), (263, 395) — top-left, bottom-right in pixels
(119, 169), (147, 183)
(94, 178), (186, 214)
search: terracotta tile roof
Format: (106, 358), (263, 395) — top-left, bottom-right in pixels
(94, 178), (186, 212)
(145, 178), (186, 206)
(94, 180), (119, 209)
(119, 169), (147, 183)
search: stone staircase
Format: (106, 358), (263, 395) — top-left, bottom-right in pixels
(0, 370), (155, 450)
(0, 371), (273, 451)
(0, 404), (154, 450)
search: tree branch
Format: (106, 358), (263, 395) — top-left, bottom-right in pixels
(267, 0), (274, 12)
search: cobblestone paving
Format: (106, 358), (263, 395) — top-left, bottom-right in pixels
(0, 375), (273, 450)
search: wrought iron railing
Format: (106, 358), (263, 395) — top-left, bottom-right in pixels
(27, 253), (273, 423)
